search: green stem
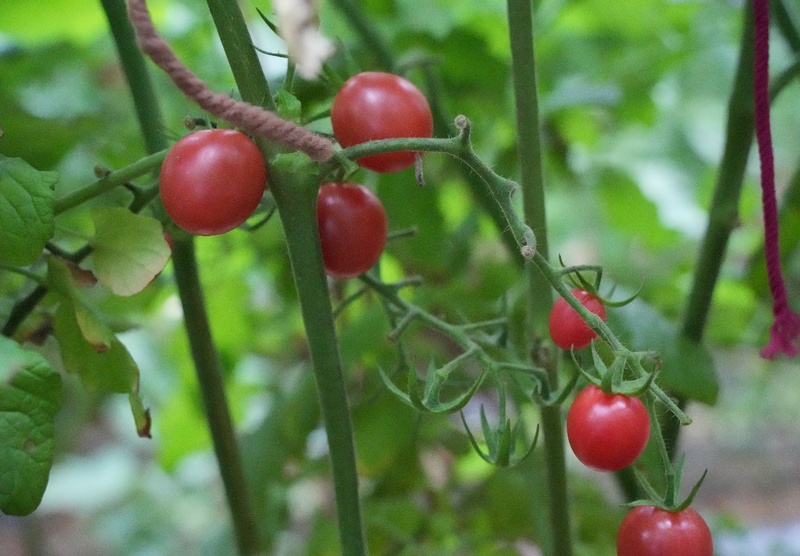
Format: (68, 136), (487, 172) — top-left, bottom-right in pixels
(205, 0), (275, 111)
(327, 0), (396, 69)
(100, 0), (168, 154)
(506, 0), (570, 554)
(680, 3), (754, 344)
(273, 170), (368, 556)
(101, 1), (263, 552)
(667, 1), (755, 460)
(203, 0), (367, 552)
(0, 264), (47, 286)
(171, 239), (263, 555)
(54, 149), (168, 215)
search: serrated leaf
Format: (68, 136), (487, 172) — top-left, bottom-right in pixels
(0, 336), (63, 516)
(0, 156), (57, 266)
(90, 208), (170, 296)
(53, 303), (138, 394)
(606, 298), (719, 405)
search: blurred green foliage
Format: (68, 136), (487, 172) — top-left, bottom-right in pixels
(1, 0), (798, 554)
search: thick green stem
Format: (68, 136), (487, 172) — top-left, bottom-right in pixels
(102, 1), (263, 552)
(101, 0), (168, 154)
(506, 1), (571, 554)
(171, 240), (264, 556)
(666, 2), (755, 460)
(271, 170), (367, 555)
(204, 0), (275, 111)
(680, 3), (754, 344)
(203, 0), (367, 552)
(327, 0), (396, 70)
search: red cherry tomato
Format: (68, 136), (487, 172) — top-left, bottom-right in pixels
(159, 129), (267, 235)
(566, 385), (650, 472)
(548, 289), (607, 350)
(317, 182), (388, 278)
(617, 506), (713, 556)
(331, 72), (433, 173)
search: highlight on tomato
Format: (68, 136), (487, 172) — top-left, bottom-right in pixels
(159, 128), (267, 235)
(566, 384), (650, 472)
(616, 505), (713, 556)
(331, 71), (433, 173)
(316, 182), (388, 278)
(548, 288), (607, 350)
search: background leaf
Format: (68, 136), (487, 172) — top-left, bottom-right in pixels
(0, 336), (63, 516)
(0, 156), (57, 266)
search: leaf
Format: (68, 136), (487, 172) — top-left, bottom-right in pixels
(275, 90), (302, 121)
(47, 257), (113, 352)
(0, 336), (63, 516)
(53, 302), (138, 394)
(606, 298), (718, 405)
(0, 156), (57, 265)
(90, 208), (171, 297)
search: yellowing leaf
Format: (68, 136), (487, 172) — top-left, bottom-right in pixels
(91, 208), (171, 296)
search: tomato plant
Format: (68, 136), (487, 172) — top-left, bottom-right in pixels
(617, 506), (714, 556)
(548, 289), (607, 350)
(566, 385), (650, 472)
(159, 129), (267, 235)
(331, 72), (433, 173)
(316, 182), (388, 278)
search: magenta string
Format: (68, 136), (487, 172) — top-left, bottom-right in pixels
(752, 0), (800, 359)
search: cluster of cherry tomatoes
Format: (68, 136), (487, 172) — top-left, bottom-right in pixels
(550, 290), (713, 555)
(158, 69), (712, 554)
(158, 71), (432, 279)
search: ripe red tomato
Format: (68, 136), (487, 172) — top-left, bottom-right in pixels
(159, 129), (267, 235)
(617, 506), (713, 556)
(331, 72), (433, 173)
(566, 385), (650, 472)
(548, 289), (606, 350)
(317, 182), (388, 278)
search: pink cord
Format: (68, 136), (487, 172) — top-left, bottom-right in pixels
(753, 0), (800, 358)
(126, 0), (334, 162)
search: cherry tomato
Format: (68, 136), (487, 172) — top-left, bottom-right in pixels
(331, 72), (433, 173)
(159, 129), (267, 235)
(548, 289), (606, 350)
(617, 506), (713, 556)
(317, 182), (388, 278)
(566, 385), (650, 472)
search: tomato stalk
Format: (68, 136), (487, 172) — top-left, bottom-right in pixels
(102, 1), (265, 554)
(202, 0), (368, 553)
(171, 239), (264, 555)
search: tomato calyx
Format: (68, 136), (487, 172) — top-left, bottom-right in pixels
(630, 447), (710, 513)
(459, 382), (539, 468)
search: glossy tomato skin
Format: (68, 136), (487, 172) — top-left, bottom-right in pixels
(548, 289), (607, 350)
(317, 182), (388, 278)
(159, 129), (267, 235)
(566, 385), (650, 472)
(331, 72), (433, 173)
(617, 506), (713, 556)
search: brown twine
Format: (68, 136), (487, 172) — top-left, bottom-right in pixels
(126, 0), (334, 162)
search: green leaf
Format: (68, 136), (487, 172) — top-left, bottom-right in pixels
(0, 156), (57, 266)
(606, 298), (718, 405)
(90, 208), (171, 297)
(275, 90), (302, 121)
(0, 336), (63, 516)
(53, 302), (138, 393)
(47, 257), (113, 352)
